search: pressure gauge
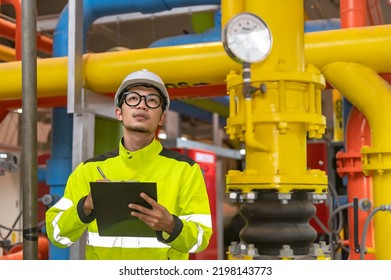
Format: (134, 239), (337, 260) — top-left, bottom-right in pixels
(222, 12), (272, 64)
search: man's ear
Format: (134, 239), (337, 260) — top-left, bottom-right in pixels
(158, 111), (166, 126)
(115, 107), (123, 121)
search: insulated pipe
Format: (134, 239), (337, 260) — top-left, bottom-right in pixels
(52, 0), (220, 56)
(323, 62), (391, 260)
(1, 24), (390, 101)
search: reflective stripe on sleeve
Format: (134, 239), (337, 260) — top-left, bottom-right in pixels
(188, 223), (204, 253)
(53, 197), (73, 211)
(87, 232), (170, 248)
(180, 214), (211, 253)
(179, 214), (212, 228)
(52, 212), (74, 246)
(50, 198), (74, 246)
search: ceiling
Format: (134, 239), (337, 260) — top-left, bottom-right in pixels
(0, 0), (390, 144)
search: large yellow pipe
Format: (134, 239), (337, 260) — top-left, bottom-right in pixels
(221, 0), (245, 26)
(0, 24), (390, 100)
(306, 24), (391, 74)
(247, 0), (305, 73)
(323, 62), (391, 260)
(246, 0), (309, 181)
(225, 0), (327, 195)
(83, 43), (237, 94)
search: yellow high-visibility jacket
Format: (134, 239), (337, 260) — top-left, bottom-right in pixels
(46, 138), (213, 260)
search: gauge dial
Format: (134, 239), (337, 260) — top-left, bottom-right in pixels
(223, 12), (272, 64)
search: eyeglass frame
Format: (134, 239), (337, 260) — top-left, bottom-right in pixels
(121, 91), (163, 109)
(117, 83), (167, 110)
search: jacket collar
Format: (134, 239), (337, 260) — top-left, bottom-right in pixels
(119, 137), (162, 163)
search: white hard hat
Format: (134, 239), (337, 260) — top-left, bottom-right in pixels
(114, 69), (170, 111)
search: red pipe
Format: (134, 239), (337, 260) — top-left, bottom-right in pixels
(1, 0), (22, 60)
(338, 0), (376, 260)
(340, 0), (367, 28)
(0, 18), (53, 55)
(336, 107), (375, 260)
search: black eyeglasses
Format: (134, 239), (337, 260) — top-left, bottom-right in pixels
(122, 91), (163, 109)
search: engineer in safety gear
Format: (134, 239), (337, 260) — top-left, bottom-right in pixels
(45, 69), (213, 260)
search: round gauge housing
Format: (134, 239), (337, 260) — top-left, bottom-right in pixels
(222, 12), (272, 64)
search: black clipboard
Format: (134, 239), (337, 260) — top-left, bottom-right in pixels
(90, 181), (157, 237)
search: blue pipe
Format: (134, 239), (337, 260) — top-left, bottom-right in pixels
(53, 0), (220, 56)
(46, 108), (73, 260)
(304, 18), (340, 32)
(49, 0), (220, 260)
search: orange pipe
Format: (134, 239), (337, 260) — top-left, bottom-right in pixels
(340, 0), (367, 28)
(336, 107), (375, 260)
(0, 18), (15, 39)
(0, 235), (49, 260)
(0, 18), (53, 55)
(339, 0), (375, 260)
(1, 0), (22, 60)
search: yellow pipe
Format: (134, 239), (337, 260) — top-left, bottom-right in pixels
(247, 0), (305, 73)
(306, 24), (391, 74)
(323, 62), (391, 260)
(225, 0), (327, 194)
(0, 25), (390, 100)
(221, 0), (245, 26)
(1, 57), (68, 99)
(83, 43), (237, 94)
(0, 44), (16, 61)
(244, 98), (269, 152)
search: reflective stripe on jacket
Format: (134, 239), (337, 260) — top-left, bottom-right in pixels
(46, 138), (212, 260)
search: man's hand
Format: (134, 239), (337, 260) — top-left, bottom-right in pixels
(83, 192), (94, 216)
(128, 192), (175, 233)
(84, 178), (109, 215)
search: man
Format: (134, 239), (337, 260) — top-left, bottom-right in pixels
(46, 69), (213, 260)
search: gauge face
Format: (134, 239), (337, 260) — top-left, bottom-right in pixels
(223, 12), (272, 64)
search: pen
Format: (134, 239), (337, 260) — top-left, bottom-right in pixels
(97, 166), (109, 181)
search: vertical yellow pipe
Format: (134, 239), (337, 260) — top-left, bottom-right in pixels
(221, 0), (245, 26)
(246, 0), (304, 73)
(225, 0), (326, 193)
(247, 0), (307, 179)
(323, 62), (391, 260)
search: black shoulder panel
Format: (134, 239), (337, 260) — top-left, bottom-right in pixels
(83, 149), (119, 165)
(159, 148), (195, 166)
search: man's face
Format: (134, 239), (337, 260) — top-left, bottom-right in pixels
(115, 85), (166, 134)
